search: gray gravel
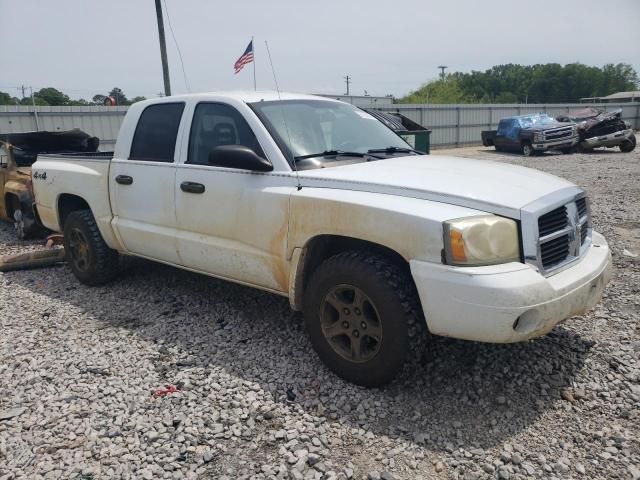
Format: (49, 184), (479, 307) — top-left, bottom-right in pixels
(1, 141), (639, 480)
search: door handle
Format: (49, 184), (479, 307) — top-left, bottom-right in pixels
(180, 181), (205, 194)
(115, 175), (133, 185)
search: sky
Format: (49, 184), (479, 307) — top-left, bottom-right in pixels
(1, 0), (639, 100)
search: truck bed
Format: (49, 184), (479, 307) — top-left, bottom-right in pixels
(481, 130), (496, 147)
(32, 152), (115, 235)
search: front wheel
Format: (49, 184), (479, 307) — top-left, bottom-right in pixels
(620, 135), (636, 153)
(521, 142), (535, 157)
(63, 209), (119, 286)
(303, 251), (423, 387)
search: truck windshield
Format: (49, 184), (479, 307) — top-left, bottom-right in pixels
(519, 114), (557, 128)
(248, 100), (410, 164)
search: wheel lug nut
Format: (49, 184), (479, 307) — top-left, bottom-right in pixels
(353, 330), (359, 337)
(354, 308), (361, 315)
(342, 321), (349, 328)
(361, 322), (367, 329)
(343, 308), (350, 315)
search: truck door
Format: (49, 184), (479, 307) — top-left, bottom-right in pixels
(109, 102), (185, 264)
(174, 102), (292, 293)
(494, 119), (510, 149)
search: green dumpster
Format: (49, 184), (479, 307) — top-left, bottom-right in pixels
(364, 109), (432, 154)
(399, 129), (431, 154)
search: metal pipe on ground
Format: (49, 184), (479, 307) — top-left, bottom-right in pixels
(0, 249), (65, 272)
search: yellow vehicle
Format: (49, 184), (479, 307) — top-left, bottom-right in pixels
(0, 130), (99, 239)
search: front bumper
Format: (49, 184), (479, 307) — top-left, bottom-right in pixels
(582, 128), (633, 148)
(410, 231), (612, 343)
(533, 136), (579, 152)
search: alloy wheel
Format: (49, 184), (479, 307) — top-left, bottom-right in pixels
(320, 284), (383, 363)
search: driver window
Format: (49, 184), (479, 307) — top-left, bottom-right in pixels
(187, 103), (263, 165)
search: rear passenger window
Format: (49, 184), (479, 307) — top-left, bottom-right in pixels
(130, 103), (185, 162)
(188, 103), (263, 165)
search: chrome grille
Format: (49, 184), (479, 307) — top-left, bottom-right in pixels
(522, 189), (592, 276)
(544, 126), (573, 141)
(538, 206), (568, 237)
(540, 234), (571, 268)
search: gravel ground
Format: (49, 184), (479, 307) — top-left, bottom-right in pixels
(1, 142), (639, 480)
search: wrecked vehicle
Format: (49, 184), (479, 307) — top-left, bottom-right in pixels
(556, 108), (636, 153)
(482, 114), (578, 156)
(32, 92), (612, 386)
(0, 129), (99, 239)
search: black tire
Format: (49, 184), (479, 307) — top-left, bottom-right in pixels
(495, 145), (504, 152)
(577, 144), (592, 154)
(63, 209), (119, 285)
(303, 251), (423, 387)
(7, 195), (43, 241)
(620, 135), (636, 153)
(521, 142), (534, 157)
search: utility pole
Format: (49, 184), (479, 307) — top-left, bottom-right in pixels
(154, 0), (172, 97)
(437, 65), (448, 80)
(29, 87), (40, 131)
(344, 75), (351, 96)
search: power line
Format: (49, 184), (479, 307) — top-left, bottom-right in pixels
(162, 0), (191, 93)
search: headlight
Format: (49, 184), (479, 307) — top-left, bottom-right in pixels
(443, 216), (520, 266)
(533, 132), (544, 142)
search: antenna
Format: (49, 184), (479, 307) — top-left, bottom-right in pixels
(265, 40), (301, 191)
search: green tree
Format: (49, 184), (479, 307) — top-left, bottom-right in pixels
(129, 96), (147, 104)
(0, 91), (19, 105)
(33, 87), (70, 106)
(68, 98), (91, 106)
(404, 63), (639, 104)
(92, 94), (106, 105)
(20, 96), (48, 106)
(400, 76), (470, 104)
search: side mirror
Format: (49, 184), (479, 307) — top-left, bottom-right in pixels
(208, 145), (273, 172)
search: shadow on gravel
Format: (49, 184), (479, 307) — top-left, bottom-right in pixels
(10, 257), (593, 451)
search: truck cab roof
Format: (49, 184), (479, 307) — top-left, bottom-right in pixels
(137, 91), (338, 106)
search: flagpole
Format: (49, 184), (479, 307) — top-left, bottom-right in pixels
(252, 36), (256, 91)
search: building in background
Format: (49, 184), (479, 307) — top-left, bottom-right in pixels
(581, 91), (640, 103)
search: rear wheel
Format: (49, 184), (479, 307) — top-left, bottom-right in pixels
(63, 209), (119, 285)
(303, 251), (423, 387)
(620, 135), (636, 153)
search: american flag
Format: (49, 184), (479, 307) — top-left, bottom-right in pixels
(234, 40), (254, 74)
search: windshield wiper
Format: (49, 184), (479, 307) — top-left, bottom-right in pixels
(294, 150), (368, 161)
(367, 146), (421, 155)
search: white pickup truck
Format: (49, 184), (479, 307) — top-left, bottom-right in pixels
(31, 92), (612, 386)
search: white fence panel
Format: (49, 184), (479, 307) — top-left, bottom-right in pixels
(1, 102), (638, 150)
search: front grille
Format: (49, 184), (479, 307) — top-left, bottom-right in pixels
(544, 127), (573, 141)
(541, 234), (571, 269)
(524, 192), (592, 276)
(576, 198), (587, 218)
(538, 206), (568, 237)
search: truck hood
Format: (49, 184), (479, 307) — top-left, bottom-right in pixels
(296, 155), (576, 219)
(527, 121), (574, 131)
